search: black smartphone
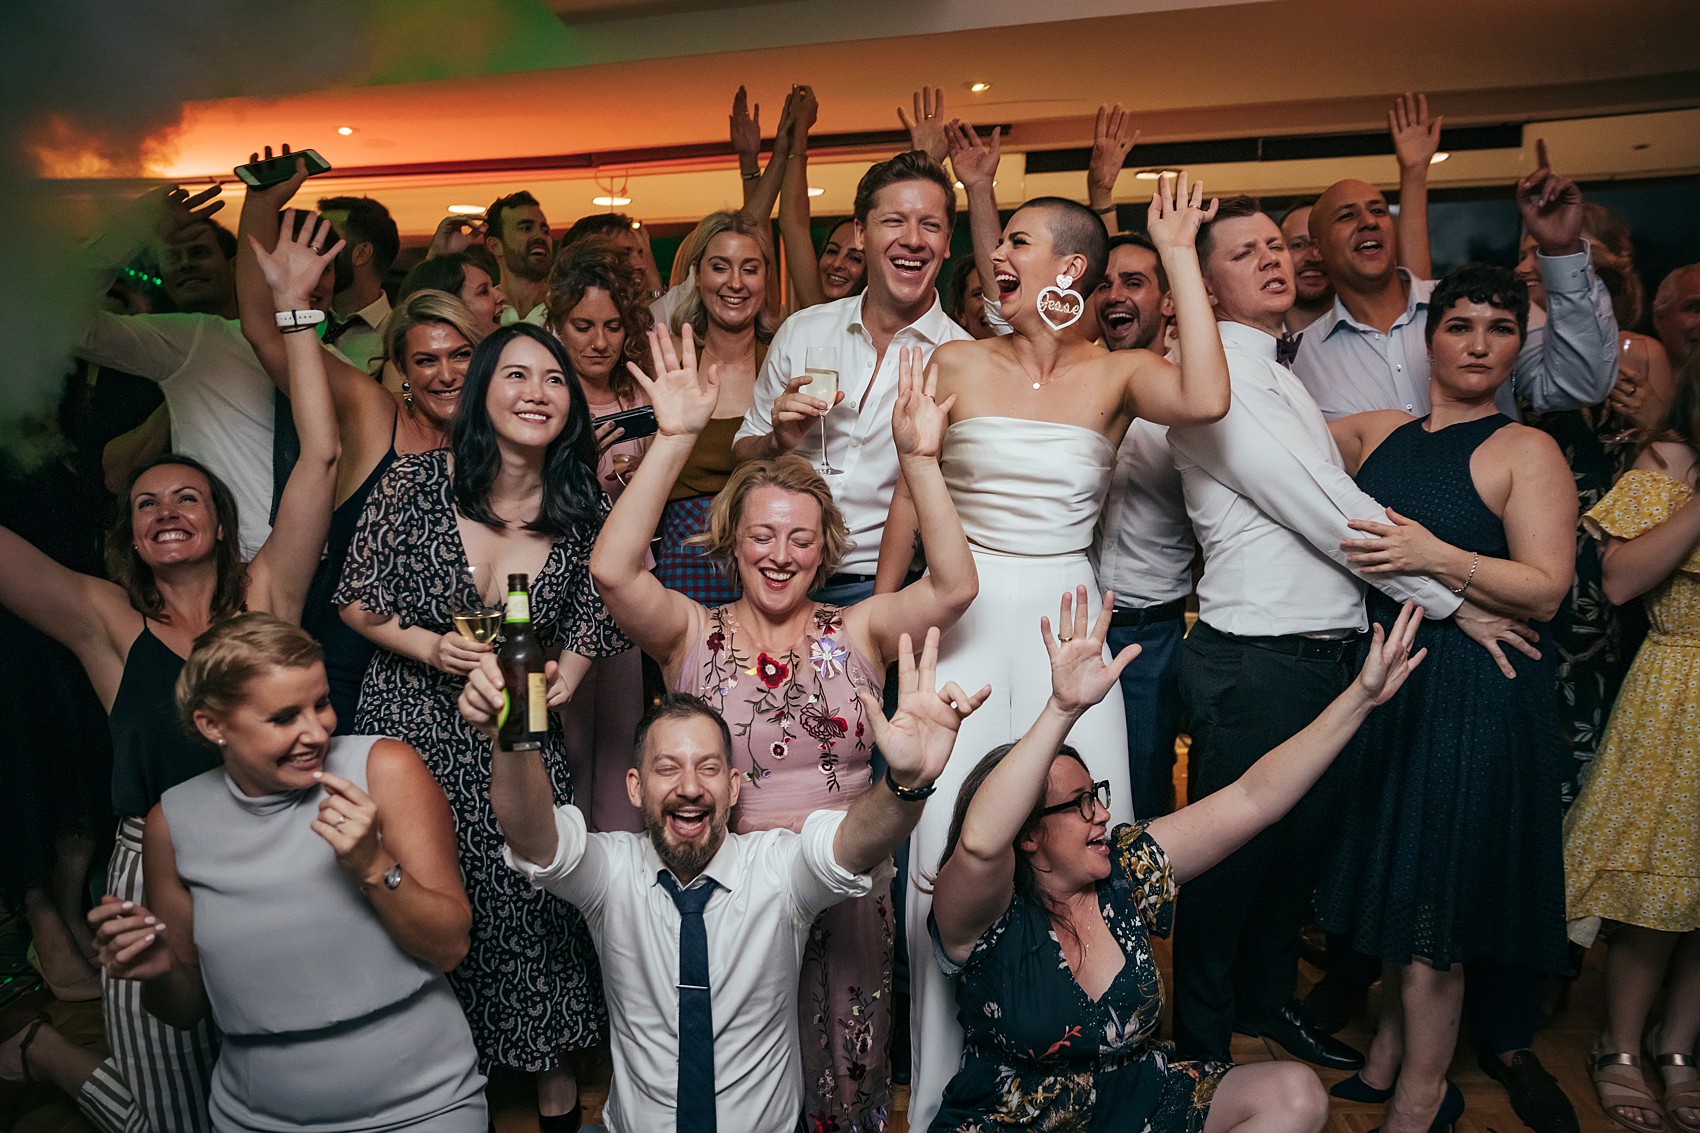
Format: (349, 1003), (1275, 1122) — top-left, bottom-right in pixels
(591, 405), (658, 441)
(234, 149), (332, 189)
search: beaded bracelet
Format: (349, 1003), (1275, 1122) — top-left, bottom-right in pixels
(1450, 551), (1480, 596)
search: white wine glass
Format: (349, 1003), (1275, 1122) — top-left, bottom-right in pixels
(451, 563), (504, 645)
(1606, 336), (1648, 447)
(804, 345), (842, 476)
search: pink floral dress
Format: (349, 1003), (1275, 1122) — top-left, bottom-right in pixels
(675, 604), (892, 1132)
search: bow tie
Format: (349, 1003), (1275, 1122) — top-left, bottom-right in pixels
(1275, 332), (1302, 368)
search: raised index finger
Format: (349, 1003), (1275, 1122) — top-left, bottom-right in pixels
(314, 771), (373, 809)
(1534, 137), (1551, 172)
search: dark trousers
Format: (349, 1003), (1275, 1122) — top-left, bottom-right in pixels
(1171, 622), (1354, 1062)
(1107, 617), (1185, 818)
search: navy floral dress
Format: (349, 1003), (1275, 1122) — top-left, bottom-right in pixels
(930, 824), (1226, 1132)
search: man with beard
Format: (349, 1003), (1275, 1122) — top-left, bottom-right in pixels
(485, 190), (554, 325)
(315, 195), (399, 373)
(460, 633), (982, 1133)
(1088, 233), (1195, 818)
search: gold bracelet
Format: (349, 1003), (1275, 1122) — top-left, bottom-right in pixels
(1450, 551), (1480, 596)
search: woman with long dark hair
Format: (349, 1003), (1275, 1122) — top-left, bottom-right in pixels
(0, 214), (342, 1133)
(336, 322), (627, 1130)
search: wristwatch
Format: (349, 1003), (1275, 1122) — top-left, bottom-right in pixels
(363, 862), (403, 894)
(884, 769), (936, 802)
(275, 309), (326, 330)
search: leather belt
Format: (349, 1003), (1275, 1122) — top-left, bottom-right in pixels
(1108, 597), (1188, 629)
(1194, 620), (1358, 662)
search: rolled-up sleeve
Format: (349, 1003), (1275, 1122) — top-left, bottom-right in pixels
(503, 804), (611, 914)
(1509, 246), (1618, 413)
(785, 810), (874, 923)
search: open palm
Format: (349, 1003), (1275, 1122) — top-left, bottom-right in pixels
(630, 324), (719, 438)
(891, 346), (954, 459)
(251, 209), (343, 306)
(1042, 587), (1141, 715)
(858, 627), (989, 789)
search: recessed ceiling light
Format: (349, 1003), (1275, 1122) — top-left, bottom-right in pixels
(593, 195), (633, 207)
(337, 126), (355, 136)
(807, 186), (825, 197)
(1429, 151), (1450, 164)
(967, 82), (990, 93)
(448, 204), (485, 215)
(1134, 169), (1175, 180)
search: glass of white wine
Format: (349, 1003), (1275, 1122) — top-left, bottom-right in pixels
(804, 345), (841, 476)
(451, 563), (504, 645)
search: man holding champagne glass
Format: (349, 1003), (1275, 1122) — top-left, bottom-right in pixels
(733, 150), (969, 607)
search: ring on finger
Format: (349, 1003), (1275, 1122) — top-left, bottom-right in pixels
(1057, 634), (1074, 643)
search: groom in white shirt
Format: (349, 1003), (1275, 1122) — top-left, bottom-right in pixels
(1163, 197), (1476, 1069)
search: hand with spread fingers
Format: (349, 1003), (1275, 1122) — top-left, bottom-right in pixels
(945, 118), (1001, 193)
(857, 627), (990, 793)
(899, 86), (949, 163)
(1040, 586), (1142, 717)
(90, 895), (174, 982)
(1088, 104), (1140, 201)
(1389, 92), (1443, 172)
(629, 323), (720, 439)
(251, 208), (344, 312)
(1146, 171), (1219, 254)
(1353, 599), (1428, 706)
(1453, 597), (1542, 680)
(144, 184), (226, 245)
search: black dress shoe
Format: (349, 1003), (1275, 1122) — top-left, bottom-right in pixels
(1237, 1001), (1365, 1070)
(1475, 1048), (1580, 1133)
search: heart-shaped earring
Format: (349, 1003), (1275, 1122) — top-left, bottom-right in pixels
(1037, 272), (1084, 333)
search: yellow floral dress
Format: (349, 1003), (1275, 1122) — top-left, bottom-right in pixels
(1564, 469), (1700, 945)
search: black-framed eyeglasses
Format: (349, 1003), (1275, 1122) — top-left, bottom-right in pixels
(1037, 780), (1112, 821)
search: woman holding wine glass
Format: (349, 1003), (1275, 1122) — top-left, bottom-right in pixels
(589, 324), (978, 1131)
(0, 214), (342, 1133)
(335, 323), (628, 1131)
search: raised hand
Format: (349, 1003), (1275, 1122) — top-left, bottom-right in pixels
(629, 324), (719, 438)
(310, 771), (387, 883)
(1146, 171), (1219, 254)
(249, 209), (344, 310)
(429, 214), (486, 257)
(90, 895), (173, 982)
(790, 83), (819, 143)
(856, 627), (989, 791)
(1354, 599), (1427, 705)
(891, 346), (955, 460)
(1088, 104), (1140, 197)
(945, 119), (1001, 192)
(730, 86), (762, 165)
(1389, 92), (1443, 172)
(898, 86), (948, 163)
(1040, 587), (1141, 716)
(142, 184), (225, 244)
(240, 144), (311, 214)
(1517, 139), (1585, 256)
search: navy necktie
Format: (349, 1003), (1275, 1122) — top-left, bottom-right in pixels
(659, 872), (717, 1132)
(1275, 331), (1302, 368)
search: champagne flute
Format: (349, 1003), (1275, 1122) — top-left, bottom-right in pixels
(804, 346), (841, 476)
(1606, 336), (1648, 447)
(451, 563), (504, 644)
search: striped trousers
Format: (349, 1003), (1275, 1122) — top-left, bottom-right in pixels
(76, 818), (219, 1133)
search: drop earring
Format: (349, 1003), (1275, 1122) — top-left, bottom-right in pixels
(1037, 272), (1085, 332)
(400, 379), (414, 410)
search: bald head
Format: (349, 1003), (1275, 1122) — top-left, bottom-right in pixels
(1311, 179), (1397, 291)
(1654, 263), (1700, 366)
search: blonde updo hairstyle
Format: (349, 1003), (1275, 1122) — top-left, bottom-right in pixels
(176, 613), (324, 746)
(691, 454), (850, 591)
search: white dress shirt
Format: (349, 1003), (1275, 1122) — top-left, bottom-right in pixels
(1168, 320), (1461, 637)
(505, 807), (872, 1133)
(1292, 253), (1617, 419)
(735, 294), (970, 574)
(1092, 419), (1195, 606)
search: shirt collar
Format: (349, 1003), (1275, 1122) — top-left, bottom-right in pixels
(847, 292), (956, 344)
(1215, 319), (1282, 352)
(1319, 268), (1427, 339)
(345, 291), (392, 331)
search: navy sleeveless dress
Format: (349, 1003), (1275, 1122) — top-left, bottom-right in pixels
(1317, 415), (1569, 974)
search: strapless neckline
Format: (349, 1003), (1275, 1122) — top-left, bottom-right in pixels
(946, 415), (1117, 456)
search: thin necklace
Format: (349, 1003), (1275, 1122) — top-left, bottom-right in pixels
(1017, 353), (1079, 391)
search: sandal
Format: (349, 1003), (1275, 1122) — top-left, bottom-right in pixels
(1593, 1046), (1665, 1132)
(1653, 1051), (1700, 1133)
(0, 1005), (50, 1123)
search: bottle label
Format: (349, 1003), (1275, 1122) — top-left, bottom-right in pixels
(527, 673), (548, 731)
(506, 591), (532, 624)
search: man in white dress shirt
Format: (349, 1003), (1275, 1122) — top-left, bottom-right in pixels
(458, 635), (981, 1133)
(1089, 233), (1194, 818)
(1165, 197), (1474, 1070)
(732, 151), (970, 607)
(1291, 143), (1616, 419)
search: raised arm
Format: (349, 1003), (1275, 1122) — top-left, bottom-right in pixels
(1340, 426), (1576, 621)
(835, 627), (988, 877)
(1148, 601), (1425, 883)
(245, 211), (343, 624)
(1087, 104), (1139, 233)
(898, 86), (948, 163)
(732, 86), (792, 223)
(588, 324), (718, 671)
(0, 528), (133, 701)
(945, 119), (1002, 307)
(461, 655), (568, 867)
(849, 349), (977, 663)
(312, 744), (472, 972)
(778, 84), (828, 310)
(1389, 92), (1439, 279)
(1124, 173), (1231, 426)
(1513, 140), (1619, 411)
(931, 590), (1138, 960)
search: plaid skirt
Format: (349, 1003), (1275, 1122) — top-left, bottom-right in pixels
(653, 494), (741, 605)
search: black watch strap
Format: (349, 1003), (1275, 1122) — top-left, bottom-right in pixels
(884, 769), (936, 802)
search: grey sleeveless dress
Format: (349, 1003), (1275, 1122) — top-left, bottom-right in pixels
(161, 735), (487, 1131)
